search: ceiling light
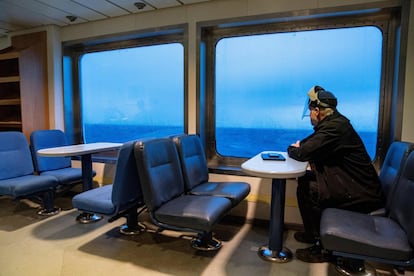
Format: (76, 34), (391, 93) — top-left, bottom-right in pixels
(66, 15), (78, 22)
(134, 2), (146, 10)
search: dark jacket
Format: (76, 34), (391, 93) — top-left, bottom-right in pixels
(287, 111), (384, 210)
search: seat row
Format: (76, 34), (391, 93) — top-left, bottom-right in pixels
(0, 130), (86, 215)
(72, 134), (250, 250)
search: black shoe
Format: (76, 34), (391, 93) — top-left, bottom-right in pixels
(294, 231), (317, 244)
(295, 245), (331, 263)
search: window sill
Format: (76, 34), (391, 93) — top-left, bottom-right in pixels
(208, 165), (248, 176)
(71, 150), (119, 164)
(74, 153), (250, 174)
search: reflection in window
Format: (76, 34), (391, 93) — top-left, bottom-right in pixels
(215, 27), (382, 159)
(80, 43), (184, 143)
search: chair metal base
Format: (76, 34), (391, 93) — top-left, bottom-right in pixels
(191, 236), (222, 251)
(119, 222), (146, 235)
(334, 260), (376, 276)
(76, 212), (103, 224)
(37, 207), (60, 216)
(258, 245), (293, 263)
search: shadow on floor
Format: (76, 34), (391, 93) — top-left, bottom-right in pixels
(77, 223), (221, 276)
(0, 188), (80, 232)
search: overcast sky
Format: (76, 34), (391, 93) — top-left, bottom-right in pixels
(216, 26), (382, 131)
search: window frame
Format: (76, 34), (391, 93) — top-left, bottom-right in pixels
(198, 5), (403, 173)
(63, 25), (188, 155)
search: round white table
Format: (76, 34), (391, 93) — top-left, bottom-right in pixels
(242, 151), (308, 262)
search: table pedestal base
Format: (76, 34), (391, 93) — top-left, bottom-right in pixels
(119, 222), (146, 235)
(76, 212), (103, 224)
(258, 245), (292, 263)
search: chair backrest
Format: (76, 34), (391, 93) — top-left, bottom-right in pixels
(172, 134), (209, 191)
(30, 129), (72, 172)
(0, 131), (34, 180)
(388, 150), (414, 247)
(134, 138), (185, 212)
(379, 141), (414, 207)
(111, 141), (143, 211)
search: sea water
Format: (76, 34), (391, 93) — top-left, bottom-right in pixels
(84, 124), (376, 159)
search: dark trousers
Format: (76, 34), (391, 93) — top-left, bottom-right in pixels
(296, 170), (322, 239)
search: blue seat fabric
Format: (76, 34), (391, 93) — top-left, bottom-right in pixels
(378, 141), (414, 209)
(30, 129), (72, 172)
(1, 132), (35, 180)
(0, 174), (58, 197)
(0, 131), (58, 212)
(155, 195), (231, 232)
(72, 141), (144, 218)
(321, 209), (412, 261)
(40, 168), (83, 184)
(134, 138), (232, 234)
(72, 185), (114, 214)
(320, 150), (414, 266)
(30, 129), (89, 186)
(172, 134), (250, 206)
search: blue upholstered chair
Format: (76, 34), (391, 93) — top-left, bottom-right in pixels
(72, 141), (145, 234)
(378, 142), (414, 205)
(320, 150), (414, 275)
(172, 134), (250, 206)
(134, 138), (232, 251)
(30, 129), (89, 190)
(0, 131), (60, 216)
(370, 141), (414, 216)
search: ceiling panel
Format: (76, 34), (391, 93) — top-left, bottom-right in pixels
(0, 0), (67, 28)
(36, 0), (107, 21)
(180, 0), (209, 4)
(0, 0), (211, 38)
(72, 0), (130, 17)
(144, 0), (182, 9)
(3, 0), (82, 25)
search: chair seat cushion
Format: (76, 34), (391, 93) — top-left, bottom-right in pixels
(154, 195), (232, 232)
(190, 181), (250, 205)
(321, 208), (413, 261)
(41, 167), (87, 185)
(0, 174), (58, 197)
(72, 185), (114, 215)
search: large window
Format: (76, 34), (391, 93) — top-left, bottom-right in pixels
(63, 28), (186, 147)
(214, 27), (382, 159)
(202, 7), (402, 169)
(80, 43), (184, 143)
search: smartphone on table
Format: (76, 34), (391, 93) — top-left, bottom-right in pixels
(261, 152), (286, 161)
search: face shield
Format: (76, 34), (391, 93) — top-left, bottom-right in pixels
(301, 86), (338, 119)
(301, 86), (323, 119)
(301, 97), (311, 119)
